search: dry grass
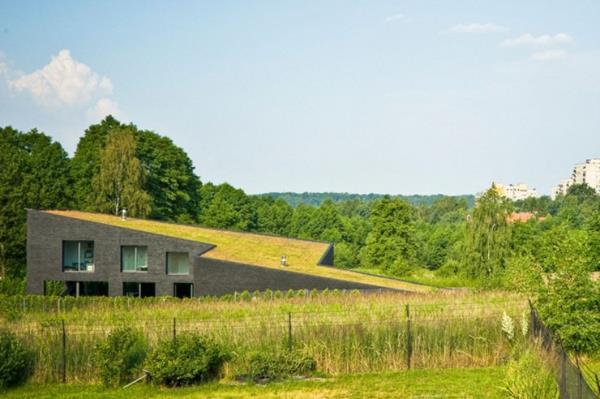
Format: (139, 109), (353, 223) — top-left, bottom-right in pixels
(46, 210), (431, 292)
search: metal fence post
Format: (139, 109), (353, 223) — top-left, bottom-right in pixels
(406, 304), (412, 370)
(173, 317), (176, 343)
(288, 312), (292, 352)
(61, 319), (66, 384)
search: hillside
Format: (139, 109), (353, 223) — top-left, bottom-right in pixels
(258, 192), (476, 208)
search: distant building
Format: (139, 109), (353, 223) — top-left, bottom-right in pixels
(507, 212), (545, 223)
(494, 183), (538, 201)
(551, 159), (600, 199)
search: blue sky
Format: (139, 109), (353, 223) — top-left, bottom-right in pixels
(1, 1), (599, 195)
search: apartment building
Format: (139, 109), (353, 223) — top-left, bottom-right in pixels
(494, 183), (538, 201)
(552, 159), (600, 199)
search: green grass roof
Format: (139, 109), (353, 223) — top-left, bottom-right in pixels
(47, 210), (433, 292)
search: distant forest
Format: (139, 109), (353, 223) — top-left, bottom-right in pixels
(259, 192), (476, 208)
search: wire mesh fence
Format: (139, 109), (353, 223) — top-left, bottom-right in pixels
(530, 302), (599, 399)
(4, 302), (521, 384)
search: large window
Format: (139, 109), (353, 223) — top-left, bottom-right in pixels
(63, 241), (94, 272)
(174, 283), (193, 298)
(121, 246), (148, 272)
(167, 252), (190, 275)
(123, 282), (155, 297)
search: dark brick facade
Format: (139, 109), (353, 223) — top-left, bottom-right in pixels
(193, 258), (383, 296)
(27, 210), (385, 297)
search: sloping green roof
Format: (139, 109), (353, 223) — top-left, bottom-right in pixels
(47, 210), (433, 292)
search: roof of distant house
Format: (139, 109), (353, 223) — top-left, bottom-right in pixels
(507, 212), (545, 223)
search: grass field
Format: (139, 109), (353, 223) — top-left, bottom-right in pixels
(47, 210), (431, 292)
(1, 290), (526, 383)
(3, 367), (508, 398)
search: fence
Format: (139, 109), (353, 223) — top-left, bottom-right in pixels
(530, 302), (599, 399)
(4, 301), (522, 384)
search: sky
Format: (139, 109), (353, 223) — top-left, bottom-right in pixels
(1, 1), (599, 195)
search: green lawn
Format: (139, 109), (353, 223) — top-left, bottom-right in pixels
(4, 367), (507, 398)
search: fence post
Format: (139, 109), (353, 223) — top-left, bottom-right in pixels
(576, 356), (583, 399)
(288, 312), (292, 352)
(61, 319), (66, 384)
(406, 304), (412, 370)
(173, 317), (176, 343)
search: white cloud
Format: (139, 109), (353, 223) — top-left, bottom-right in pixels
(86, 98), (122, 121)
(9, 49), (113, 108)
(530, 49), (568, 61)
(385, 13), (405, 23)
(447, 23), (507, 34)
(501, 33), (573, 47)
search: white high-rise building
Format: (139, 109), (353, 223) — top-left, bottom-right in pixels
(551, 159), (600, 199)
(494, 183), (538, 201)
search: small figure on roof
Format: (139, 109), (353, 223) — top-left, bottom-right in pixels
(280, 255), (287, 267)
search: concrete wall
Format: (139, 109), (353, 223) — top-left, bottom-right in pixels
(26, 210), (212, 296)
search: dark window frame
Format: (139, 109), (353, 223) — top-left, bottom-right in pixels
(166, 252), (190, 275)
(62, 240), (95, 272)
(121, 245), (149, 273)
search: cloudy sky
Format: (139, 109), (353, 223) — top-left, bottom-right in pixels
(1, 1), (599, 195)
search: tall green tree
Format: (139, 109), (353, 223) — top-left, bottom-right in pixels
(463, 185), (512, 280)
(362, 196), (418, 275)
(200, 184), (255, 230)
(0, 127), (71, 277)
(136, 131), (201, 222)
(71, 116), (201, 222)
(70, 116), (122, 209)
(255, 197), (293, 236)
(93, 128), (151, 217)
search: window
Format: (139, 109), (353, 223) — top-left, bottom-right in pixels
(121, 246), (148, 272)
(167, 252), (190, 275)
(174, 283), (193, 298)
(123, 282), (155, 297)
(63, 241), (94, 272)
(65, 281), (108, 296)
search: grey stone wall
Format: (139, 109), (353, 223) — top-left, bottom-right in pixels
(26, 210), (212, 296)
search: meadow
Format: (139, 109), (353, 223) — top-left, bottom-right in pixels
(0, 290), (527, 384)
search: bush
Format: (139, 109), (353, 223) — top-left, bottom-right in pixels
(147, 333), (229, 386)
(96, 327), (148, 387)
(0, 330), (34, 389)
(502, 348), (558, 399)
(0, 278), (25, 296)
(247, 350), (317, 382)
(386, 258), (414, 277)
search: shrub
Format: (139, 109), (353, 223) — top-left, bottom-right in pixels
(247, 350), (317, 382)
(0, 331), (34, 389)
(147, 333), (229, 386)
(0, 278), (25, 296)
(502, 349), (558, 399)
(96, 327), (148, 387)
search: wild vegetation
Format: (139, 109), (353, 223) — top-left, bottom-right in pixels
(0, 290), (526, 384)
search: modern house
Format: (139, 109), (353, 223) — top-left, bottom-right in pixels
(26, 210), (428, 297)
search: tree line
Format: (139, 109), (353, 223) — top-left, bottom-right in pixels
(1, 116), (599, 351)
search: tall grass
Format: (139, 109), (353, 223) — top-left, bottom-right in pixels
(0, 290), (526, 383)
